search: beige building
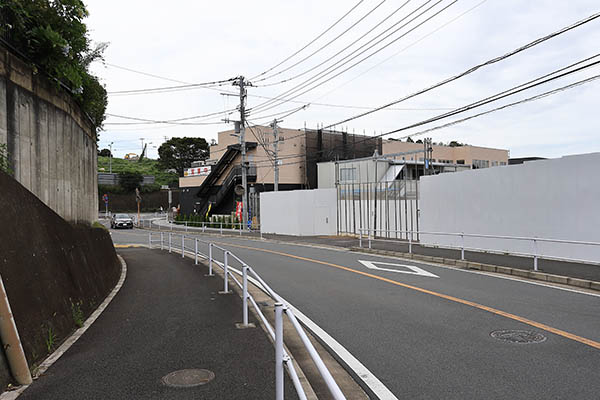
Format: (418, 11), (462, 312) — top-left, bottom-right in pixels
(179, 127), (381, 216)
(383, 139), (509, 168)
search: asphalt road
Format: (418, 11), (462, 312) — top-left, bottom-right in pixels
(111, 228), (600, 399)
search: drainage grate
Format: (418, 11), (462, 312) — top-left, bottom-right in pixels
(162, 369), (215, 388)
(490, 330), (547, 344)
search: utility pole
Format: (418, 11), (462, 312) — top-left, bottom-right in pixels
(233, 76), (250, 229)
(271, 119), (280, 191)
(109, 142), (113, 173)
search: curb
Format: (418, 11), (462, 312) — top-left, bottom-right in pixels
(351, 247), (600, 293)
(0, 256), (128, 400)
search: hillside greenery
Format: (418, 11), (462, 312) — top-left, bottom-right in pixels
(0, 0), (107, 132)
(98, 156), (178, 192)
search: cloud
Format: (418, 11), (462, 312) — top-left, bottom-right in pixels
(86, 0), (600, 160)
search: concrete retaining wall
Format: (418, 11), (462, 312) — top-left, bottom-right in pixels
(420, 153), (600, 263)
(0, 45), (97, 223)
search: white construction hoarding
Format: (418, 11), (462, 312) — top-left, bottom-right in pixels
(260, 189), (337, 236)
(419, 153), (600, 263)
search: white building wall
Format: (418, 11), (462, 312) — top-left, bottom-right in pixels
(260, 189), (337, 236)
(419, 153), (600, 263)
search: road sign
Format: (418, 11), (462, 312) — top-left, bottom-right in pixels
(358, 260), (439, 278)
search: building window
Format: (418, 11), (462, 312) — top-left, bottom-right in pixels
(456, 159), (465, 164)
(500, 161), (507, 166)
(472, 159), (490, 169)
(491, 161), (499, 167)
(339, 167), (356, 183)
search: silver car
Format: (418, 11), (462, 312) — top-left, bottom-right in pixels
(111, 213), (134, 229)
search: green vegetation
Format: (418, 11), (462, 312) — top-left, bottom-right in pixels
(45, 325), (57, 353)
(98, 156), (177, 188)
(158, 137), (209, 176)
(91, 221), (107, 230)
(118, 171), (143, 192)
(71, 300), (84, 328)
(0, 143), (12, 175)
(1, 1), (108, 132)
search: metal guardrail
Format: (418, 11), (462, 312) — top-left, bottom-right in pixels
(136, 219), (262, 237)
(147, 231), (346, 400)
(358, 228), (600, 270)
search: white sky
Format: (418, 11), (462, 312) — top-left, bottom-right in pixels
(86, 0), (600, 159)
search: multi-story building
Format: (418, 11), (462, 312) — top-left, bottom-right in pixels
(383, 139), (509, 168)
(178, 127), (382, 216)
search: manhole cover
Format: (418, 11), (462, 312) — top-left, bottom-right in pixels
(162, 369), (215, 388)
(490, 330), (547, 344)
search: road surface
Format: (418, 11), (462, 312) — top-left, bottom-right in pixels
(110, 227), (600, 399)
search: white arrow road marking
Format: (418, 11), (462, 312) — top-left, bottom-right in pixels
(358, 260), (439, 278)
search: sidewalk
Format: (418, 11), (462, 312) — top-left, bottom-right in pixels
(19, 248), (297, 400)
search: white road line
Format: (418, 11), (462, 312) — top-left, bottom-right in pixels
(358, 260), (439, 278)
(0, 256), (128, 400)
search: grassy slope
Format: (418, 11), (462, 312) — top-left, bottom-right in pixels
(97, 156), (178, 187)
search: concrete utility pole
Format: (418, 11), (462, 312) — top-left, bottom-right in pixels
(233, 76), (250, 228)
(271, 119), (280, 191)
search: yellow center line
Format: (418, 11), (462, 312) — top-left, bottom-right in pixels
(215, 241), (600, 350)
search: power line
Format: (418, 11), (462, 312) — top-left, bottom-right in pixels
(310, 0), (489, 107)
(104, 62), (191, 84)
(253, 0), (388, 84)
(255, 0), (412, 87)
(251, 0), (455, 114)
(106, 108), (237, 124)
(249, 0), (366, 80)
(104, 120), (227, 126)
(399, 73), (600, 139)
(248, 55), (600, 166)
(323, 10), (600, 129)
(108, 79), (237, 95)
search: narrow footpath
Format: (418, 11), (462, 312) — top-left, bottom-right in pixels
(20, 248), (296, 400)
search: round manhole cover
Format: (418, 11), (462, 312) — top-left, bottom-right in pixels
(490, 330), (547, 344)
(162, 369), (215, 388)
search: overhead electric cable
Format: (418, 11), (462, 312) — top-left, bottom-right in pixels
(399, 73), (600, 139)
(250, 0), (366, 80)
(311, 0), (489, 106)
(247, 55), (600, 166)
(255, 0), (412, 87)
(323, 10), (600, 128)
(251, 0), (455, 114)
(253, 0), (388, 84)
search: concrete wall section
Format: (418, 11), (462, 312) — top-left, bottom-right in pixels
(419, 153), (600, 263)
(0, 46), (97, 223)
(261, 189), (337, 236)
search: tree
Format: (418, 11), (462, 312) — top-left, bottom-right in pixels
(448, 141), (463, 147)
(118, 172), (143, 192)
(415, 139), (423, 144)
(0, 1), (108, 132)
(98, 148), (112, 157)
(158, 137), (209, 176)
(406, 137), (414, 143)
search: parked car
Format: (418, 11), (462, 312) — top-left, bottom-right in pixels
(111, 214), (134, 229)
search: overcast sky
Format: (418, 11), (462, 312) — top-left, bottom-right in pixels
(86, 0), (600, 159)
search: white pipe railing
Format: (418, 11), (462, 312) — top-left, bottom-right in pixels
(148, 232), (341, 400)
(358, 228), (600, 271)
